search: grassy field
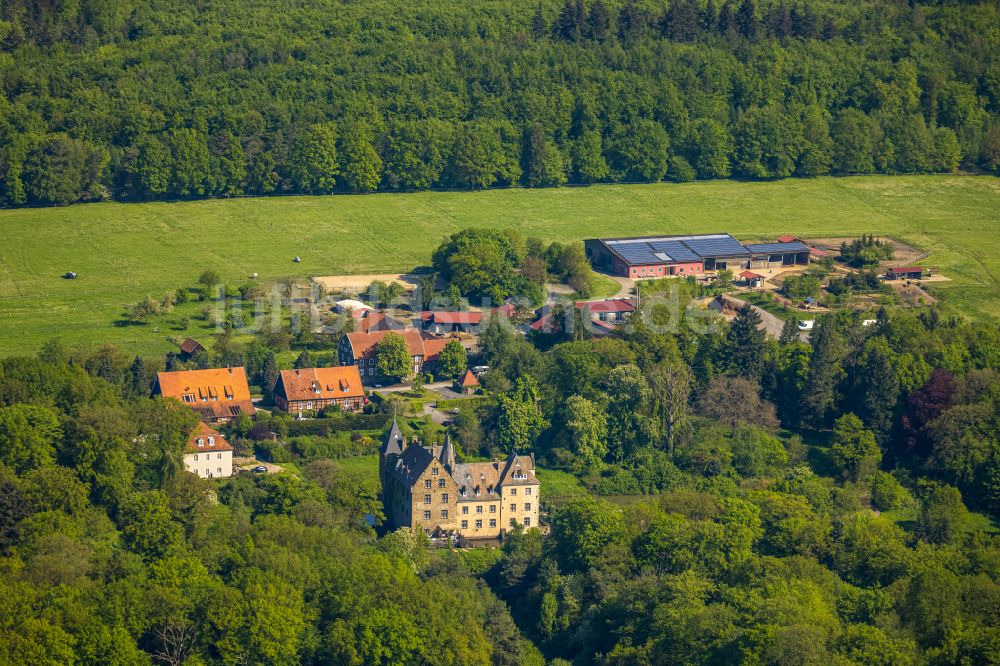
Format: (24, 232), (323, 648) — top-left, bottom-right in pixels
(1, 175), (998, 357)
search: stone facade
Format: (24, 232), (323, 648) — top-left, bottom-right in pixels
(379, 421), (539, 540)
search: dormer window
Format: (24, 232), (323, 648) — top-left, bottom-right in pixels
(196, 438), (204, 447)
(208, 436), (215, 445)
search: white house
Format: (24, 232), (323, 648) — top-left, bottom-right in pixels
(184, 422), (234, 479)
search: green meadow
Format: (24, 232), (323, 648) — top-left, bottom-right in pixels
(1, 175), (998, 357)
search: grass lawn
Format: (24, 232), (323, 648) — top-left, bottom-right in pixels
(881, 506), (1000, 534)
(334, 454), (380, 486)
(1, 175), (998, 357)
(740, 292), (814, 323)
(589, 272), (625, 299)
(536, 467), (588, 500)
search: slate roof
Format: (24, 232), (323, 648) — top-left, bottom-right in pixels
(389, 444), (437, 486)
(454, 461), (502, 500)
(498, 452), (540, 486)
(382, 420), (405, 457)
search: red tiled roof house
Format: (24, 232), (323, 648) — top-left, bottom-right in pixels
(156, 367), (255, 423)
(338, 328), (446, 384)
(272, 366), (366, 414)
(184, 422), (234, 478)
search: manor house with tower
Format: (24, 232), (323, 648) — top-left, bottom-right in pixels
(379, 421), (540, 540)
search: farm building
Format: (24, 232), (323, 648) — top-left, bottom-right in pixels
(356, 311), (408, 333)
(885, 266), (925, 280)
(739, 271), (765, 287)
(528, 298), (635, 336)
(156, 367), (256, 423)
(338, 328), (453, 384)
(272, 366), (366, 413)
(178, 337), (205, 360)
(578, 298), (635, 323)
(416, 310), (484, 335)
(585, 234), (810, 279)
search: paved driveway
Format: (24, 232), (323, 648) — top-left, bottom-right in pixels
(711, 294), (808, 342)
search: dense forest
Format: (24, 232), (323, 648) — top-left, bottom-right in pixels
(6, 235), (1000, 661)
(1, 0), (998, 206)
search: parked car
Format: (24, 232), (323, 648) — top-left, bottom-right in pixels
(798, 320), (814, 331)
(252, 465), (268, 473)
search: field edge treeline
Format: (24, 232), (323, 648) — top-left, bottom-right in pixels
(0, 0), (998, 207)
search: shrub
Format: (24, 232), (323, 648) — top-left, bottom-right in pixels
(593, 467), (643, 495)
(254, 439), (292, 463)
(869, 471), (914, 511)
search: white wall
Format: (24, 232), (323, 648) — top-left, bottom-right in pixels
(184, 450), (233, 478)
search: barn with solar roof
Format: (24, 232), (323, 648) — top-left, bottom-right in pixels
(584, 234), (810, 279)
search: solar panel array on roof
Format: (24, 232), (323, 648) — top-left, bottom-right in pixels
(649, 240), (700, 262)
(613, 244), (661, 264)
(683, 236), (750, 257)
(599, 233), (784, 266)
(744, 241), (811, 254)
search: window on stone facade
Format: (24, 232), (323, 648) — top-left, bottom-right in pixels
(524, 517), (531, 527)
(475, 520), (482, 529)
(423, 511), (431, 520)
(489, 504), (496, 513)
(476, 505), (483, 514)
(193, 454), (198, 461)
(510, 518), (517, 528)
(423, 494), (431, 504)
(510, 488), (516, 496)
(432, 467), (439, 475)
(441, 493), (448, 503)
(489, 519), (496, 528)
(525, 503), (531, 511)
(510, 504), (516, 512)
(441, 510), (448, 519)
(462, 506), (468, 515)
(461, 520), (468, 529)
(526, 487), (532, 496)
(424, 479), (431, 489)
(217, 467), (222, 474)
(438, 478), (445, 488)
